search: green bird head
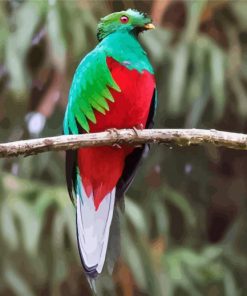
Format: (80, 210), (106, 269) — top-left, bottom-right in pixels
(97, 9), (155, 41)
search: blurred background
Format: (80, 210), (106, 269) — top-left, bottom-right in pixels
(0, 0), (247, 295)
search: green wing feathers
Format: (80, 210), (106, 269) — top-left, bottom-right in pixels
(63, 50), (120, 134)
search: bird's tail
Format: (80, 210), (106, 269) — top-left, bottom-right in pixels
(76, 180), (116, 278)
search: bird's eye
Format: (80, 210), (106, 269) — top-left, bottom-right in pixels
(120, 15), (129, 24)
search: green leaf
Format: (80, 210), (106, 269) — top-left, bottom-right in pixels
(230, 1), (247, 31)
(0, 202), (19, 250)
(135, 234), (163, 296)
(47, 3), (66, 71)
(151, 197), (169, 235)
(3, 265), (35, 296)
(51, 211), (67, 284)
(122, 220), (147, 290)
(168, 42), (190, 115)
(224, 268), (239, 296)
(5, 2), (39, 96)
(209, 43), (226, 119)
(185, 36), (210, 127)
(185, 0), (207, 41)
(11, 199), (42, 254)
(125, 197), (147, 235)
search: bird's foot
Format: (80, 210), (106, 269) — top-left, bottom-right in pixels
(132, 124), (144, 137)
(107, 128), (122, 149)
(113, 143), (122, 149)
(136, 123), (144, 130)
(106, 128), (119, 135)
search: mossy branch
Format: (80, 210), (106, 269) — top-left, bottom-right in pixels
(1, 129), (247, 158)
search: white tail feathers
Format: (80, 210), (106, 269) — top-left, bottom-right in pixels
(76, 184), (115, 277)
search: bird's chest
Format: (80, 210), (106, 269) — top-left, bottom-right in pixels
(89, 57), (155, 132)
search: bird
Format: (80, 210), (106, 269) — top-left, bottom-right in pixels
(63, 8), (156, 285)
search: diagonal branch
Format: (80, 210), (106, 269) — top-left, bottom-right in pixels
(1, 129), (247, 158)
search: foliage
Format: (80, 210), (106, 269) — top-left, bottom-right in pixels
(0, 0), (247, 295)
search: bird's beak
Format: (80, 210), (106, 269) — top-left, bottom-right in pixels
(143, 23), (155, 30)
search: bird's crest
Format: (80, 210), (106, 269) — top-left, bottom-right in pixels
(97, 9), (154, 41)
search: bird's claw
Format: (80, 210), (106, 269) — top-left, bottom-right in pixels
(107, 128), (122, 149)
(132, 124), (144, 137)
(133, 127), (140, 137)
(113, 143), (122, 149)
(107, 128), (119, 135)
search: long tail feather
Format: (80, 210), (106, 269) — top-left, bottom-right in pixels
(76, 183), (116, 277)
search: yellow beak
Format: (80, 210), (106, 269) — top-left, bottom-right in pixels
(144, 23), (155, 30)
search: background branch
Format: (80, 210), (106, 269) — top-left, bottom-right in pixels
(1, 129), (247, 158)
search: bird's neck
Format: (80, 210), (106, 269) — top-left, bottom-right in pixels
(99, 31), (154, 74)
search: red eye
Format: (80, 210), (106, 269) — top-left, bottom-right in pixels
(120, 15), (129, 24)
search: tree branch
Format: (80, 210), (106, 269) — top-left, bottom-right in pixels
(1, 129), (247, 158)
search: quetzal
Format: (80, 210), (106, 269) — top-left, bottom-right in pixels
(63, 9), (156, 280)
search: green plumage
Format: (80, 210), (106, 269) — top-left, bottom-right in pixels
(64, 49), (120, 134)
(64, 9), (154, 135)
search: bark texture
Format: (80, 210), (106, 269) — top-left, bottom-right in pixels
(1, 129), (247, 158)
